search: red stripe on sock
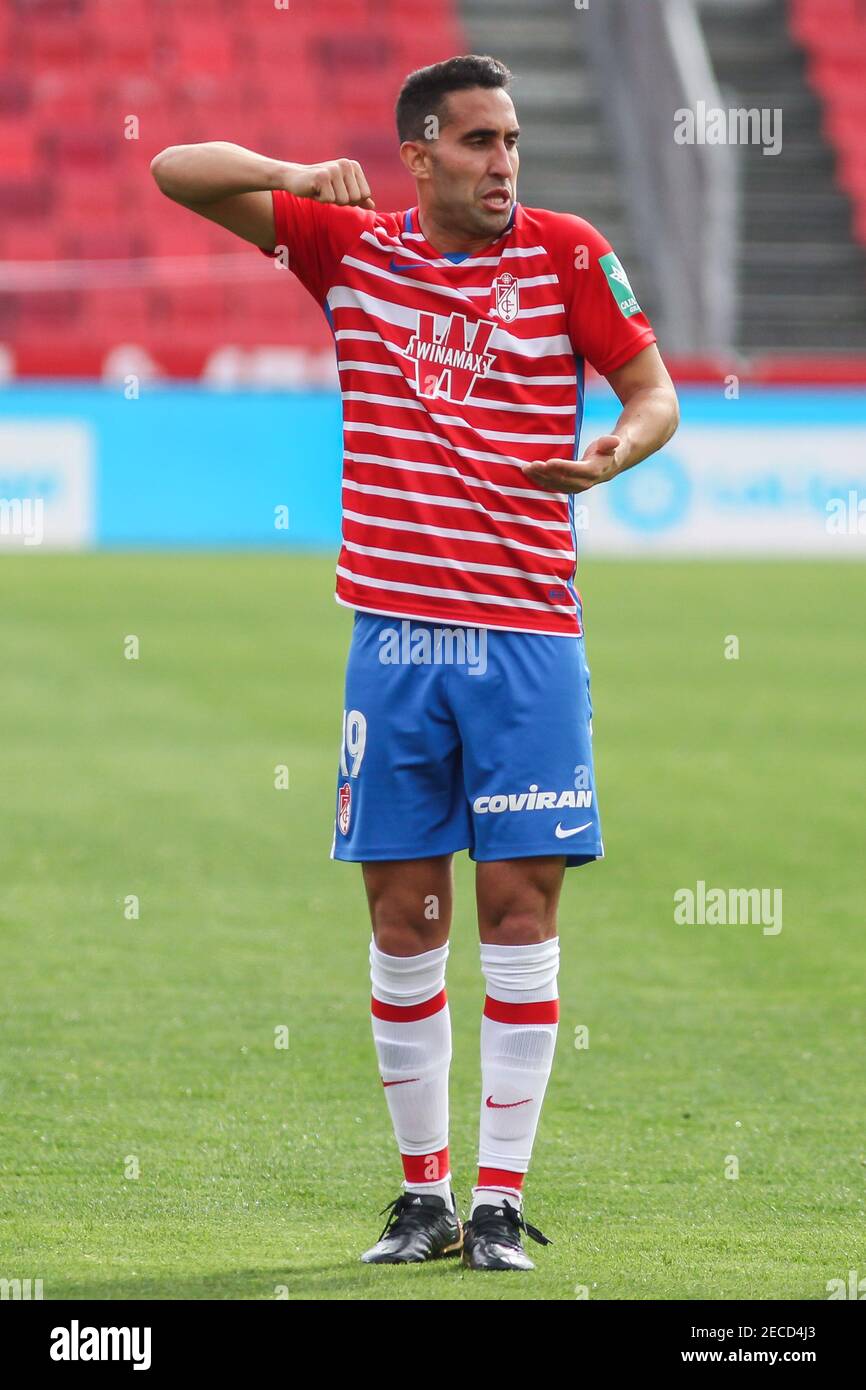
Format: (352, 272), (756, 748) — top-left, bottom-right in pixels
(371, 988), (447, 1022)
(477, 1167), (525, 1192)
(483, 994), (559, 1024)
(402, 1147), (450, 1184)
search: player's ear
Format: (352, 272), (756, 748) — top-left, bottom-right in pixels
(399, 140), (431, 182)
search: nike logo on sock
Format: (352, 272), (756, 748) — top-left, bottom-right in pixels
(382, 1077), (420, 1087)
(485, 1094), (532, 1109)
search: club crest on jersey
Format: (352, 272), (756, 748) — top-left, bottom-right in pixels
(492, 271), (519, 323)
(404, 311), (496, 403)
(338, 782), (352, 835)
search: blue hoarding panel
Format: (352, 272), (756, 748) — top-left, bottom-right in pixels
(1, 382), (865, 553)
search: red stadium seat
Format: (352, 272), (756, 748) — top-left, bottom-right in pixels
(789, 0), (863, 28)
(0, 178), (54, 218)
(0, 71), (31, 114)
(2, 0), (468, 375)
(0, 222), (56, 258)
(66, 227), (152, 260)
(41, 124), (119, 169)
(12, 0), (86, 15)
(80, 286), (152, 323)
(55, 174), (131, 222)
(16, 288), (85, 329)
(23, 21), (98, 69)
(0, 123), (38, 175)
(101, 28), (156, 70)
(791, 0), (866, 249)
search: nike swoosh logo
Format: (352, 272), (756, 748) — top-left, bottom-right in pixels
(555, 820), (593, 839)
(382, 1077), (420, 1087)
(486, 1094), (532, 1109)
(389, 258), (425, 273)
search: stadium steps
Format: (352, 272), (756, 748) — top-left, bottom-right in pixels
(698, 0), (866, 352)
(457, 0), (658, 327)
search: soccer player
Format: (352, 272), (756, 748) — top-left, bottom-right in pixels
(151, 54), (679, 1272)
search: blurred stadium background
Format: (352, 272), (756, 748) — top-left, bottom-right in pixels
(3, 0), (866, 1303)
(0, 0), (865, 553)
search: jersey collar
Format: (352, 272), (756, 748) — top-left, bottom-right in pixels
(402, 202), (519, 262)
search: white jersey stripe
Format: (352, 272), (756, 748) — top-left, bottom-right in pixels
(335, 326), (575, 380)
(338, 360), (403, 375)
(344, 418), (566, 473)
(343, 508), (575, 561)
(342, 477), (571, 531)
(339, 357), (577, 389)
(344, 449), (560, 502)
(487, 369), (577, 386)
(358, 230), (549, 266)
(343, 253), (561, 302)
(336, 565), (576, 614)
(342, 388), (576, 417)
(428, 413), (573, 443)
(345, 415), (573, 447)
(326, 285), (572, 359)
(343, 540), (566, 586)
(341, 254), (486, 304)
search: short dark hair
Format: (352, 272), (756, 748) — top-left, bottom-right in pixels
(395, 54), (513, 143)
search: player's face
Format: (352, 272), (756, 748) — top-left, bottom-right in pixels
(408, 86), (520, 240)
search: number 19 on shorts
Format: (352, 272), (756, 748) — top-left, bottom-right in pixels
(337, 708), (366, 838)
(339, 708), (367, 778)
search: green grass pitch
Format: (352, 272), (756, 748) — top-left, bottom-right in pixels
(1, 554), (863, 1301)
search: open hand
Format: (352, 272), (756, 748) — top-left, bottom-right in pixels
(521, 435), (623, 493)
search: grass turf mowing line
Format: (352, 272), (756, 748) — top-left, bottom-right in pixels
(0, 555), (863, 1300)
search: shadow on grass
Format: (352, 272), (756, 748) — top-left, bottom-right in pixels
(44, 1259), (484, 1301)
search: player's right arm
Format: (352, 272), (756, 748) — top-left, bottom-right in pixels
(149, 142), (375, 249)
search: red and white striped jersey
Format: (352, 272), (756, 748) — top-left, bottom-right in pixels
(262, 192), (656, 636)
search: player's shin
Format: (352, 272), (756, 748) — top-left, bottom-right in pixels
(369, 939), (453, 1207)
(473, 937), (560, 1215)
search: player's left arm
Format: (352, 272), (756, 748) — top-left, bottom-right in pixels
(522, 343), (679, 494)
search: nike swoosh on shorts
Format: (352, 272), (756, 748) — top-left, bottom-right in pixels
(554, 820), (593, 839)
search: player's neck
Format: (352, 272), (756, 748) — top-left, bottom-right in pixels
(416, 206), (505, 257)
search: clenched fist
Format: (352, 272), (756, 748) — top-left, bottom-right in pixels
(284, 158), (375, 209)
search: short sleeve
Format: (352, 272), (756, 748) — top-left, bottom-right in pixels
(257, 189), (375, 303)
(550, 214), (656, 376)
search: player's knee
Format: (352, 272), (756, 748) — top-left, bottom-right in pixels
(481, 908), (556, 947)
(372, 921), (446, 955)
(364, 861), (451, 953)
(369, 896), (448, 955)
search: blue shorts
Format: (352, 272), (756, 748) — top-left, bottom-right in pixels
(331, 612), (604, 869)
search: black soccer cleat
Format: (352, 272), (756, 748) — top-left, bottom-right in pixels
(461, 1201), (551, 1271)
(360, 1191), (463, 1264)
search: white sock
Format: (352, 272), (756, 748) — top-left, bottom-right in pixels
(370, 938), (453, 1207)
(472, 937), (560, 1217)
